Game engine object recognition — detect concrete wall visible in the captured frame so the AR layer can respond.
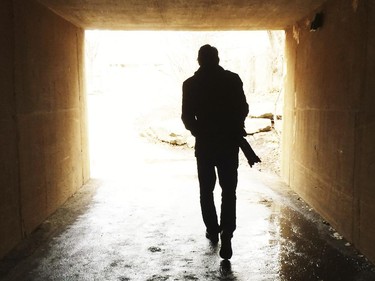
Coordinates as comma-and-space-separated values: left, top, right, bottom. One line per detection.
0, 0, 89, 258
282, 0, 375, 263
0, 0, 22, 258
355, 0, 375, 263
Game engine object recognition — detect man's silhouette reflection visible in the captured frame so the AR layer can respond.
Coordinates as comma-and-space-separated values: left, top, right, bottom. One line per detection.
181, 44, 249, 259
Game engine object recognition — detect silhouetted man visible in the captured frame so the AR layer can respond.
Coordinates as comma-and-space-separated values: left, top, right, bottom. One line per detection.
181, 44, 249, 259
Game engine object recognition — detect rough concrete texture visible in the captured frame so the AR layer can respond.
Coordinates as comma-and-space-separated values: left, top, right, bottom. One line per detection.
14, 0, 89, 234
355, 0, 375, 263
1, 139, 375, 280
0, 0, 88, 259
0, 0, 22, 258
37, 0, 327, 30
282, 0, 375, 263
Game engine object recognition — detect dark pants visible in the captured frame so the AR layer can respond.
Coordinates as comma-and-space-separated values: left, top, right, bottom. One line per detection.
196, 146, 239, 237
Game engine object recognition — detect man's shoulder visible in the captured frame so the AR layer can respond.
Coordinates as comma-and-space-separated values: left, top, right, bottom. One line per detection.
183, 74, 199, 88
223, 69, 240, 79
183, 75, 195, 83
221, 70, 242, 86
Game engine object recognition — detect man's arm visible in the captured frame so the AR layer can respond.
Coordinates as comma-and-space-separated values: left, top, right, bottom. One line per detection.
230, 74, 249, 134
235, 74, 249, 121
181, 81, 198, 136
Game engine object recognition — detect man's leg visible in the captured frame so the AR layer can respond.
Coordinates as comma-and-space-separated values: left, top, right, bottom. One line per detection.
217, 151, 239, 259
217, 153, 238, 235
196, 157, 220, 241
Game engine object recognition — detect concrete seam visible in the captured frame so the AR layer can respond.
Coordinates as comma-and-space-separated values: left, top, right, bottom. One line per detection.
76, 29, 85, 188
290, 28, 298, 187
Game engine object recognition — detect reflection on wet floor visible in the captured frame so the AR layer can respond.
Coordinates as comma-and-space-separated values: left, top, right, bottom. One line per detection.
1, 139, 375, 281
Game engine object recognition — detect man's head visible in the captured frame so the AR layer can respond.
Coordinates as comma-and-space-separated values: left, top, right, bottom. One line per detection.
197, 44, 220, 66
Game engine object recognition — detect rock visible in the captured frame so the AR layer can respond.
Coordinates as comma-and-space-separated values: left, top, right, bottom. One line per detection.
143, 119, 191, 145
253, 113, 274, 119
245, 118, 272, 135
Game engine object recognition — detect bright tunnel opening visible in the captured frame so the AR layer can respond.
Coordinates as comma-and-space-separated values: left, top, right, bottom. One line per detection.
85, 30, 285, 179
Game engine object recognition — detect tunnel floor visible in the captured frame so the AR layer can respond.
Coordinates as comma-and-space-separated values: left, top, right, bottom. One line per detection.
1, 138, 375, 281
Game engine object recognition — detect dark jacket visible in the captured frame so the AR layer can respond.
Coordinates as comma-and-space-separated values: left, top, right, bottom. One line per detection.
181, 65, 249, 156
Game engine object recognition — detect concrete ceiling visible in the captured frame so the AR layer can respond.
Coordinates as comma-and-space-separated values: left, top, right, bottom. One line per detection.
38, 0, 327, 30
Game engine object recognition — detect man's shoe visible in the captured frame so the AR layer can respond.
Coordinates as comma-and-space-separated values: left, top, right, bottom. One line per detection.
219, 234, 233, 259
205, 230, 219, 244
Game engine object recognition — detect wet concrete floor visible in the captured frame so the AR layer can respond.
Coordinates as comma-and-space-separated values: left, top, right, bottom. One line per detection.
1, 138, 375, 281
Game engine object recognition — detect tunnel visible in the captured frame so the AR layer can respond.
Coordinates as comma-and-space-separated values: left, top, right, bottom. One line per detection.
1, 0, 374, 268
